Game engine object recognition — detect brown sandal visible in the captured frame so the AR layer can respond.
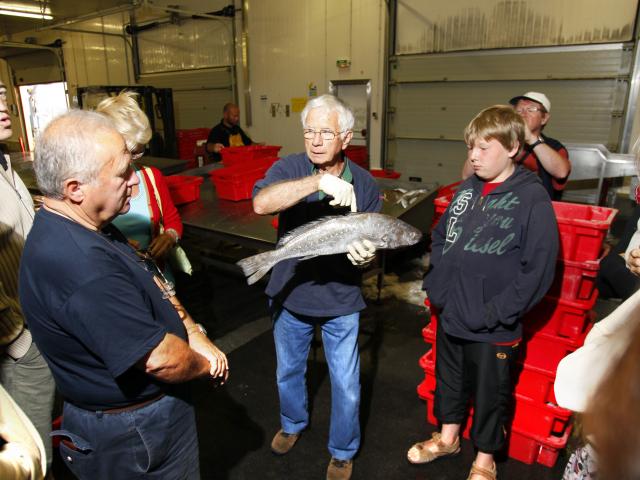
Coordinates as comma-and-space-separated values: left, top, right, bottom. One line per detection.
467, 461, 497, 480
407, 431, 460, 464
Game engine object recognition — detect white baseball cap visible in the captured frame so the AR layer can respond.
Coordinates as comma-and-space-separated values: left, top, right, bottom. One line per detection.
509, 92, 551, 113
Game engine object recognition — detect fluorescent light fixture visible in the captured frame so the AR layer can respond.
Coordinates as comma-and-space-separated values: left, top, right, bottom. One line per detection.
0, 2, 53, 20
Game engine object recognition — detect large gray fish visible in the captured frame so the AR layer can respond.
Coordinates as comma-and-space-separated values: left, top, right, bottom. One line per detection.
237, 212, 423, 285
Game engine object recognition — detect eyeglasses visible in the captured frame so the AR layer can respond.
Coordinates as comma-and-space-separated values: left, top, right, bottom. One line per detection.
515, 106, 545, 115
303, 128, 344, 141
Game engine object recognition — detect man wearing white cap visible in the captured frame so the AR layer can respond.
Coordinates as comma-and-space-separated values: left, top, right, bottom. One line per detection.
509, 92, 571, 199
462, 92, 571, 200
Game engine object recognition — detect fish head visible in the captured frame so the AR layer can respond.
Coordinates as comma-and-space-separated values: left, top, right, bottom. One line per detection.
377, 219, 423, 249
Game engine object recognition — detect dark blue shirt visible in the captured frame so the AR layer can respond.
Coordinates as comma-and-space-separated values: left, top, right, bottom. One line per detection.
425, 166, 558, 343
19, 209, 186, 410
253, 153, 382, 316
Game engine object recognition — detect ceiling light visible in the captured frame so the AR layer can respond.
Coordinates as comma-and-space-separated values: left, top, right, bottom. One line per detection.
0, 2, 53, 20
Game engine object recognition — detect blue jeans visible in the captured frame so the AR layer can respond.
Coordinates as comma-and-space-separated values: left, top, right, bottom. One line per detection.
273, 308, 361, 460
54, 394, 200, 479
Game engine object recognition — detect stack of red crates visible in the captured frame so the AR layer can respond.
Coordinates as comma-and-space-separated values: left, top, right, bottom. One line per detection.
210, 145, 282, 201
177, 128, 211, 167
344, 145, 369, 169
417, 182, 618, 467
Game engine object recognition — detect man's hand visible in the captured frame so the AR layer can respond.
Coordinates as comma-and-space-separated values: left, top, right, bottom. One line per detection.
318, 174, 357, 212
188, 331, 229, 383
627, 248, 640, 277
347, 239, 376, 267
523, 123, 537, 145
148, 232, 176, 260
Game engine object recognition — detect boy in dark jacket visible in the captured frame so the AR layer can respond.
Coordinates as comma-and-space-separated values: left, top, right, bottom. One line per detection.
407, 105, 558, 480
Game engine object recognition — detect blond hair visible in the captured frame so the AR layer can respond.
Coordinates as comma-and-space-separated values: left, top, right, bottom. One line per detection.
464, 105, 525, 154
96, 91, 152, 152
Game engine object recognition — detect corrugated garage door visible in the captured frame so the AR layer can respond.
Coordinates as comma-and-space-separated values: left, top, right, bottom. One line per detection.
386, 0, 639, 186
136, 16, 235, 130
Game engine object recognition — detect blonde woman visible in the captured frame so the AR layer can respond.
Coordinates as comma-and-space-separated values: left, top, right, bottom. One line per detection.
96, 91, 183, 278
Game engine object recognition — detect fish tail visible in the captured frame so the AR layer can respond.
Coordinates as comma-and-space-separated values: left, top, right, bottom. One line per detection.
236, 251, 277, 285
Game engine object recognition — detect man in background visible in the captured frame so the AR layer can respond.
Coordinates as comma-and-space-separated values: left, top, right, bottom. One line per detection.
462, 92, 571, 200
206, 102, 253, 162
0, 79, 55, 476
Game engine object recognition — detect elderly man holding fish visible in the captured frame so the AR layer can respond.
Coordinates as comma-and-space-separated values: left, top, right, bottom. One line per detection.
252, 94, 382, 480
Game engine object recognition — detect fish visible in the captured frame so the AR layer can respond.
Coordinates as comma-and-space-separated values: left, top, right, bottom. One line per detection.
237, 212, 423, 285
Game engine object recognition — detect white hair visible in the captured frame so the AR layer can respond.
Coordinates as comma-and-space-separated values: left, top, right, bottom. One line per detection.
34, 109, 117, 199
300, 94, 355, 139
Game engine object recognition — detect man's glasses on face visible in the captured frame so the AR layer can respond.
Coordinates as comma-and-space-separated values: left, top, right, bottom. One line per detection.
303, 128, 344, 141
515, 106, 545, 115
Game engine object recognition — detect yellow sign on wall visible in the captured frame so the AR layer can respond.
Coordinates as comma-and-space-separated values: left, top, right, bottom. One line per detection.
291, 97, 307, 113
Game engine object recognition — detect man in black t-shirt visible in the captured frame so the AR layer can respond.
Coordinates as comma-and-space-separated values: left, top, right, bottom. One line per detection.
20, 110, 228, 479
206, 102, 253, 162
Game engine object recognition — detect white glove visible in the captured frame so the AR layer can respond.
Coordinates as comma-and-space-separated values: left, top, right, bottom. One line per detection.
318, 174, 357, 212
347, 239, 376, 267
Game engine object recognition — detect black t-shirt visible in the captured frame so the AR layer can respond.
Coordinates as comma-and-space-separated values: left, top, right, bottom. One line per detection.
253, 153, 382, 317
19, 209, 187, 410
206, 120, 253, 161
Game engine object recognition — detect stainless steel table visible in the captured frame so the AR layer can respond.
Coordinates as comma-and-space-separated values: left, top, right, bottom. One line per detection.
565, 144, 637, 205
178, 176, 438, 251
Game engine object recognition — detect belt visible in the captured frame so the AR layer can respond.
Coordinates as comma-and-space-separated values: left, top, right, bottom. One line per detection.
101, 393, 165, 414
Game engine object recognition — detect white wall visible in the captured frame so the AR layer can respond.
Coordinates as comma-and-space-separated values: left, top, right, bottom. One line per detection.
239, 0, 387, 167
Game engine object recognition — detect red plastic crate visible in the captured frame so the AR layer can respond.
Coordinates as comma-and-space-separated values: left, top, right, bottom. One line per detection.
165, 175, 204, 205
417, 372, 435, 400
437, 181, 462, 199
430, 182, 461, 230
521, 326, 592, 374
220, 145, 282, 167
508, 425, 571, 467
512, 392, 572, 438
177, 128, 210, 161
369, 169, 401, 179
514, 362, 558, 404
548, 259, 600, 308
553, 201, 617, 262
524, 295, 595, 340
431, 196, 450, 230
345, 145, 369, 169
210, 158, 277, 201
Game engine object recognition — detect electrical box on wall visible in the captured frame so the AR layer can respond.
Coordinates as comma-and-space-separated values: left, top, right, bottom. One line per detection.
336, 59, 351, 69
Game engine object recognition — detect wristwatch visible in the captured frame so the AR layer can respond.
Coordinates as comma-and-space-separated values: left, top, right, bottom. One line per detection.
166, 228, 180, 245
196, 323, 207, 336
189, 323, 207, 336
529, 137, 545, 149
